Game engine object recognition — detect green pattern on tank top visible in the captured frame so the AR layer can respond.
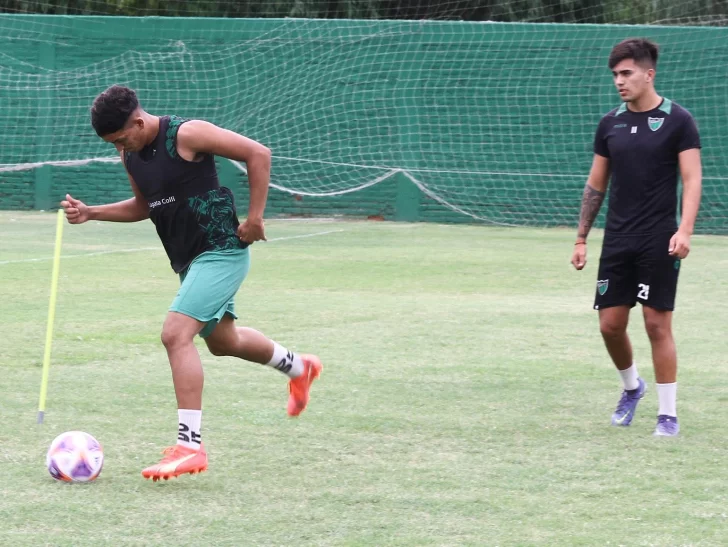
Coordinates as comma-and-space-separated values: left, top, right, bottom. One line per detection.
165, 115, 187, 158
187, 189, 242, 251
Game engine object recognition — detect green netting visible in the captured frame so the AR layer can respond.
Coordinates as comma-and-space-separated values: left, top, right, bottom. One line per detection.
1, 15, 726, 230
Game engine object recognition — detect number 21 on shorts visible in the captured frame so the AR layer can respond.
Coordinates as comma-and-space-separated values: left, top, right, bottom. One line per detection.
637, 283, 650, 301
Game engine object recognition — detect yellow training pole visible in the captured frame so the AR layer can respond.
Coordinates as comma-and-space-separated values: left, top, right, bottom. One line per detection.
37, 208, 64, 424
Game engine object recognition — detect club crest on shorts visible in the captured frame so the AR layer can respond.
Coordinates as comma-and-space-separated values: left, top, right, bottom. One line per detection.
648, 117, 664, 131
597, 279, 609, 296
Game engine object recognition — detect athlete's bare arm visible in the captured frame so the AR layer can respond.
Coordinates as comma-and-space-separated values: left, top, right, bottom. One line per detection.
571, 154, 610, 270
61, 152, 149, 224
669, 148, 702, 258
176, 120, 271, 243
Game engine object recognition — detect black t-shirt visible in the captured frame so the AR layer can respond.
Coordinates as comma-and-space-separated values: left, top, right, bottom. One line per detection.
124, 115, 247, 273
593, 98, 701, 235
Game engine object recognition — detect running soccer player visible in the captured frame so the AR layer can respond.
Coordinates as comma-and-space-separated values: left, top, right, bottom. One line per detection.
571, 38, 702, 436
61, 85, 322, 480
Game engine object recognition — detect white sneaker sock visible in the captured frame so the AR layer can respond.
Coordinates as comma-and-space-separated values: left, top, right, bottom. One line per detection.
618, 363, 640, 391
177, 409, 202, 450
656, 382, 677, 417
267, 342, 304, 378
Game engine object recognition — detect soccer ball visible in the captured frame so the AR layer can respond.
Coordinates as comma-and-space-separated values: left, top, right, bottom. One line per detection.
46, 431, 104, 482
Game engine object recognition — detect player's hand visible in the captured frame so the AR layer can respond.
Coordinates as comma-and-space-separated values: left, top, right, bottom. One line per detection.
571, 242, 587, 270
669, 230, 691, 259
60, 194, 90, 224
237, 217, 266, 244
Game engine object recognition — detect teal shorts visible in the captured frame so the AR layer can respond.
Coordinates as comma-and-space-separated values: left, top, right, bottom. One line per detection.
170, 248, 250, 338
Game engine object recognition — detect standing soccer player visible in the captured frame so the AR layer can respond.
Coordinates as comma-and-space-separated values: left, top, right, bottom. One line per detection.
61, 85, 323, 480
571, 39, 702, 436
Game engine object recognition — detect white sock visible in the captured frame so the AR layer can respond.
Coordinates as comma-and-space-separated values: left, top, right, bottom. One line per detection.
656, 383, 677, 417
177, 409, 202, 450
618, 363, 640, 391
267, 342, 304, 378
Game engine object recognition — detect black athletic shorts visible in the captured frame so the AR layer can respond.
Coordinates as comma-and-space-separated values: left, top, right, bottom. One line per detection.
594, 231, 681, 311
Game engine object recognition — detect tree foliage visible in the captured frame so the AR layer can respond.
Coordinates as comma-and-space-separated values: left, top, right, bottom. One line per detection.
1, 0, 727, 24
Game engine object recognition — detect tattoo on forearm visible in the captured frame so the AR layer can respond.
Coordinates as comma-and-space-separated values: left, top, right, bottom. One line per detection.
577, 184, 606, 240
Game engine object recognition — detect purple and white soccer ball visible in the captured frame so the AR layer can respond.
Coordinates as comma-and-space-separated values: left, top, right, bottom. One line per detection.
46, 431, 104, 482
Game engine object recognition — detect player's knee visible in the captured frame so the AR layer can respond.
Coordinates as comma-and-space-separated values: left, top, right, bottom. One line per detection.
205, 339, 230, 357
644, 318, 671, 342
161, 327, 191, 351
599, 318, 627, 339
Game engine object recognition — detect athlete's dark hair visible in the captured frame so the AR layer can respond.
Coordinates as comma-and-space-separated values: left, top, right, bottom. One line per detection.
91, 85, 139, 137
608, 38, 659, 70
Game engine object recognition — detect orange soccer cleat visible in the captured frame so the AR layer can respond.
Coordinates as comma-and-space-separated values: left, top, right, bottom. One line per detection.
287, 354, 323, 417
141, 443, 208, 482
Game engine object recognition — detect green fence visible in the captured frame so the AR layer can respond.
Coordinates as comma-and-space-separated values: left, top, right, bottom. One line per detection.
1, 16, 726, 231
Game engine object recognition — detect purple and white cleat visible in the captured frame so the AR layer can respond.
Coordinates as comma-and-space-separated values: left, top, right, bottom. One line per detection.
611, 377, 646, 426
653, 415, 680, 437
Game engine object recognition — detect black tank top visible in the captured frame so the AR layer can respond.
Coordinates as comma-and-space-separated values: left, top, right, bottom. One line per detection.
124, 115, 247, 273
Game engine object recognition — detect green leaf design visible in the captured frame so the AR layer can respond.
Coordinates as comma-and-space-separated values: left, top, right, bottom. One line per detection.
187, 189, 241, 250
165, 115, 187, 158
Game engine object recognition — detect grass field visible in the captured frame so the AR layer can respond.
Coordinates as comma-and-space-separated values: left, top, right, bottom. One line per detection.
2, 210, 728, 546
